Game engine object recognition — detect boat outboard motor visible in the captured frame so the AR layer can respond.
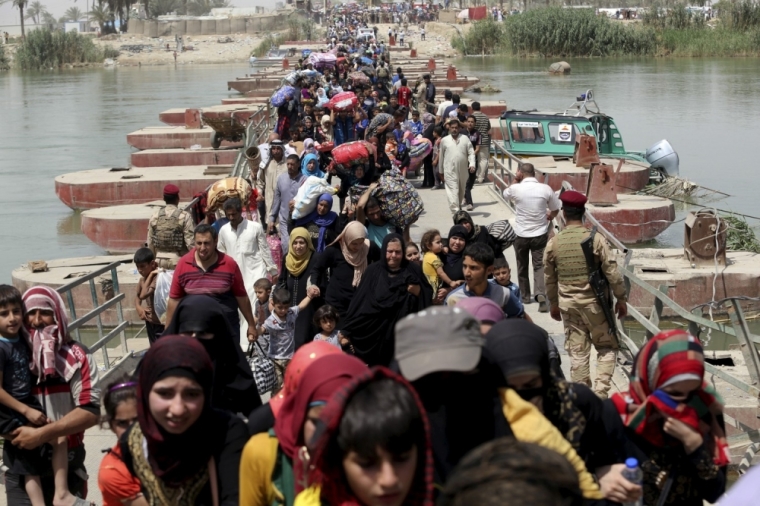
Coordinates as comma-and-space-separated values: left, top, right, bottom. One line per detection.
645, 140, 679, 177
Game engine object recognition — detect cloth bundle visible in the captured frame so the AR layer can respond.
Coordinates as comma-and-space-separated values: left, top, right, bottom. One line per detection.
327, 91, 359, 112
331, 140, 376, 167
205, 177, 253, 213
291, 176, 337, 220
348, 71, 370, 86
373, 168, 424, 228
408, 136, 433, 173
271, 85, 295, 108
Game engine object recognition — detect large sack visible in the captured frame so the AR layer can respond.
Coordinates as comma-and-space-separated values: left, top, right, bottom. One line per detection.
206, 177, 253, 212
328, 91, 359, 112
154, 270, 174, 324
348, 71, 370, 86
271, 85, 295, 108
487, 220, 518, 251
267, 234, 282, 279
373, 168, 424, 228
291, 176, 337, 220
332, 141, 375, 167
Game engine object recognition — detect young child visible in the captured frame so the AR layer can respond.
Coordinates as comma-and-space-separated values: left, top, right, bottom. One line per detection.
252, 278, 272, 354
134, 248, 164, 345
263, 286, 318, 391
490, 258, 529, 321
491, 258, 521, 300
312, 305, 342, 349
405, 242, 421, 263
0, 285, 76, 506
406, 109, 423, 136
421, 229, 462, 300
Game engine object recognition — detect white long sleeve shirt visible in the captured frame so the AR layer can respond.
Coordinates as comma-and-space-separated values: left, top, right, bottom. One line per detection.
217, 219, 278, 300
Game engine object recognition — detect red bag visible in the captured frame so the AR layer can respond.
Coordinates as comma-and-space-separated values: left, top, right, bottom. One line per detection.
327, 91, 359, 112
315, 141, 334, 153
332, 141, 375, 167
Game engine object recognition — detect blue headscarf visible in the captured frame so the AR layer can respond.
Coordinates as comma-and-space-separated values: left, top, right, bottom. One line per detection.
301, 153, 325, 179
295, 193, 338, 252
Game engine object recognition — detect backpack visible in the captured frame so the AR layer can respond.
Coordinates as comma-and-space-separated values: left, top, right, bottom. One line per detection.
151, 208, 185, 253
377, 66, 389, 78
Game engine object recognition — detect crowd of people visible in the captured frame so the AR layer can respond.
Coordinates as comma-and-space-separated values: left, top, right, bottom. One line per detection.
0, 10, 749, 506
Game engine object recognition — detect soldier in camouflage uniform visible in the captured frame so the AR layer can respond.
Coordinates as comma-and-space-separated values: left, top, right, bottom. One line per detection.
544, 191, 628, 399
146, 184, 195, 269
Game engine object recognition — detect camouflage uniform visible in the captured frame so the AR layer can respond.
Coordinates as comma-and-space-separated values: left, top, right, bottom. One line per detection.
544, 225, 627, 399
146, 204, 195, 269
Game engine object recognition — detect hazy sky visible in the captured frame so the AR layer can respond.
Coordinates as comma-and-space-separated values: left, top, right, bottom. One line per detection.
0, 0, 275, 27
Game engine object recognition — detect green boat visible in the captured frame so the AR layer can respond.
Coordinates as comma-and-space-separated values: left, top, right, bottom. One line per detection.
498, 90, 679, 178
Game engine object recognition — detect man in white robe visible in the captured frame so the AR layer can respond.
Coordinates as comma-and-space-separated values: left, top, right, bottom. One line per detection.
437, 119, 475, 214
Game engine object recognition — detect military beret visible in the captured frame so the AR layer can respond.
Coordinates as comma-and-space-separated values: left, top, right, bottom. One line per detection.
560, 190, 587, 208
163, 184, 180, 197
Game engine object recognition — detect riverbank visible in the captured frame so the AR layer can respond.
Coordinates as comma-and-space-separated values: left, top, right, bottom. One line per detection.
453, 7, 760, 58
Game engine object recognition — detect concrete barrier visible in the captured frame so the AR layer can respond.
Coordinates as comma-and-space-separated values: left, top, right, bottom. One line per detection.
200, 19, 216, 35
172, 20, 187, 35
217, 18, 231, 34
186, 19, 201, 35
231, 18, 246, 33
144, 20, 158, 38
129, 19, 143, 35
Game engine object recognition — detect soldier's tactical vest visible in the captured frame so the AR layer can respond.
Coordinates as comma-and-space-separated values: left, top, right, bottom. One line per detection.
151, 208, 185, 253
556, 227, 591, 284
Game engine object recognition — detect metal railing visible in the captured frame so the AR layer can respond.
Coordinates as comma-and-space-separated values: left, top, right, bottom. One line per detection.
57, 260, 129, 373
490, 140, 760, 447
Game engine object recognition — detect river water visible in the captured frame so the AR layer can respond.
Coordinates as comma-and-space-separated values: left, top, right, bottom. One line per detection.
1, 57, 759, 284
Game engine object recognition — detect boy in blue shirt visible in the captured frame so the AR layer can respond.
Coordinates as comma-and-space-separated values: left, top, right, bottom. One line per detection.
406, 109, 424, 136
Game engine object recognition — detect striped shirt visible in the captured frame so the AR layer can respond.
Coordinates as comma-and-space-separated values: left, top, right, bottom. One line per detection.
471, 111, 491, 146
170, 250, 247, 315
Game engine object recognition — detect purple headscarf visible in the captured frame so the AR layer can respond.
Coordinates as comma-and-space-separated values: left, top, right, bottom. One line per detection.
294, 193, 338, 252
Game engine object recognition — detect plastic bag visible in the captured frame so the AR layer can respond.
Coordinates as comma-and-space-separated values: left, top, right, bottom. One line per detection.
267, 234, 282, 278
328, 91, 359, 112
154, 270, 174, 324
292, 176, 337, 220
271, 85, 295, 108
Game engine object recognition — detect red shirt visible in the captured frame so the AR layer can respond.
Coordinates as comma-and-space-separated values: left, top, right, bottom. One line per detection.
98, 444, 143, 506
397, 86, 412, 107
170, 250, 247, 315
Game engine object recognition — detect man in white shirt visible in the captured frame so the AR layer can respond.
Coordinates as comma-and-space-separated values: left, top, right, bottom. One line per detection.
438, 119, 475, 214
217, 197, 278, 349
502, 163, 560, 311
436, 90, 454, 124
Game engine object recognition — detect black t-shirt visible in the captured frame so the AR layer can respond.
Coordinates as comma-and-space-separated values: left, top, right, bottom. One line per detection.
0, 337, 32, 399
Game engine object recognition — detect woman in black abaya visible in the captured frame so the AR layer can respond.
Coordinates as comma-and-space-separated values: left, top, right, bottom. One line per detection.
339, 234, 432, 367
163, 295, 261, 414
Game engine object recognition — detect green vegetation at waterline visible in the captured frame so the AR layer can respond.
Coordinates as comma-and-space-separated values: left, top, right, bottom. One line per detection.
454, 4, 760, 57
253, 33, 287, 58
14, 29, 115, 70
0, 44, 9, 70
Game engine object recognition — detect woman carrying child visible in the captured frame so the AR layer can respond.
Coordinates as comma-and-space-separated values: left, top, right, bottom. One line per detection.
420, 229, 463, 304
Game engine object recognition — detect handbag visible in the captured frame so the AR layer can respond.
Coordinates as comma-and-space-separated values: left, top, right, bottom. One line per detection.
248, 341, 276, 394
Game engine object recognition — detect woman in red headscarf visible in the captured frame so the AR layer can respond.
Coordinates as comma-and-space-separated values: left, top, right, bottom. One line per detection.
111, 335, 248, 506
239, 353, 367, 506
606, 330, 728, 506
296, 366, 433, 506
247, 340, 344, 435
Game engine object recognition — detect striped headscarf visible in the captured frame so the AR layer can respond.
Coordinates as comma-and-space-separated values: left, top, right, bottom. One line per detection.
610, 329, 730, 466
22, 286, 79, 383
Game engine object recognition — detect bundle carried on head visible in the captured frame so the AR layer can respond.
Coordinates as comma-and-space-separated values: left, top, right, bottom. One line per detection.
331, 140, 376, 168
328, 91, 359, 112
271, 85, 296, 108
205, 177, 254, 213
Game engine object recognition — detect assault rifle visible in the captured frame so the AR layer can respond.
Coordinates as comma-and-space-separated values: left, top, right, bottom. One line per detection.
580, 227, 618, 337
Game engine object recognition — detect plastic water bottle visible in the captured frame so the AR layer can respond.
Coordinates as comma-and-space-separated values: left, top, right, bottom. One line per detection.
621, 458, 643, 506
